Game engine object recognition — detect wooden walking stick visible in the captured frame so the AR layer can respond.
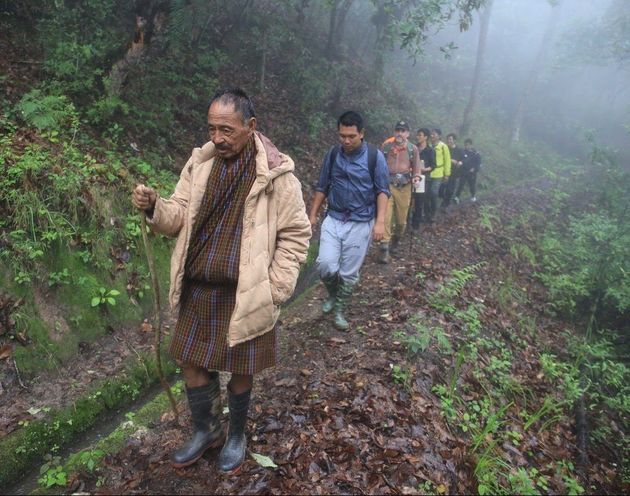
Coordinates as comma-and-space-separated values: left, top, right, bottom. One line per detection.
139, 211, 179, 420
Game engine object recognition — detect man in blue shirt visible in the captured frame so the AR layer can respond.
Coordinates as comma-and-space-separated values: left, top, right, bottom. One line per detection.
308, 111, 390, 330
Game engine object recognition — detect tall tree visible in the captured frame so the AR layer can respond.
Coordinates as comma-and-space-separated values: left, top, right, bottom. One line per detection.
459, 0, 493, 137
510, 0, 562, 143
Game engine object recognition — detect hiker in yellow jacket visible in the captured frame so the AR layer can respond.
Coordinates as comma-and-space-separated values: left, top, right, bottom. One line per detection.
428, 128, 451, 221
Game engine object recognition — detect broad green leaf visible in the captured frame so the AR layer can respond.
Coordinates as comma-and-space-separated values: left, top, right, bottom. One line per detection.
250, 452, 277, 468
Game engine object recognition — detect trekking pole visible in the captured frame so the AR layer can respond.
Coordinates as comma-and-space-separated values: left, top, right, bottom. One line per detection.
140, 212, 179, 420
407, 192, 414, 255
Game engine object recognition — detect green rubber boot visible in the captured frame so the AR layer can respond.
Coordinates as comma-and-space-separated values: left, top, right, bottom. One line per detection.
333, 280, 354, 331
321, 275, 338, 314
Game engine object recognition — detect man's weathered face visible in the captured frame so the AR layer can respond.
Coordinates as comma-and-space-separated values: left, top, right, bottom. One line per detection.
394, 128, 409, 144
207, 101, 256, 159
430, 131, 439, 144
338, 124, 364, 154
417, 131, 428, 145
447, 135, 455, 147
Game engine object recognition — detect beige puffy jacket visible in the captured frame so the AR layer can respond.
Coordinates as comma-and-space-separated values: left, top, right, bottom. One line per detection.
147, 132, 311, 347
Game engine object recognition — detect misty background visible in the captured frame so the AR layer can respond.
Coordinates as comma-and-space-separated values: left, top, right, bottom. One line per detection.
341, 0, 630, 162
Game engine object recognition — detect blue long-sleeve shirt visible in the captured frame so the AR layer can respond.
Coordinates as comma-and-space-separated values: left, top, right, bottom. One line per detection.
315, 141, 390, 222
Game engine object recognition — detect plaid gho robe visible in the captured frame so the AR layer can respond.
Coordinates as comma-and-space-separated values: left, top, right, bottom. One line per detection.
170, 137, 277, 374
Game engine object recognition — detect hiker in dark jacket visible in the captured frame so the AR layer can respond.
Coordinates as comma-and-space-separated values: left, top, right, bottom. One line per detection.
455, 138, 481, 203
411, 128, 436, 228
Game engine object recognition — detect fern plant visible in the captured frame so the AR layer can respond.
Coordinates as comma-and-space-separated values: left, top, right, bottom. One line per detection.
17, 89, 78, 133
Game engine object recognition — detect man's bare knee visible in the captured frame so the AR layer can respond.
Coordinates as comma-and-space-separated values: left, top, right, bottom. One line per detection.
182, 364, 211, 387
228, 374, 253, 394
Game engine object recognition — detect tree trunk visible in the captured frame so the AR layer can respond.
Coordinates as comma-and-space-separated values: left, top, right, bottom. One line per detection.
335, 0, 354, 48
259, 29, 268, 92
460, 0, 493, 137
325, 2, 339, 60
326, 0, 355, 60
372, 0, 389, 80
510, 1, 561, 143
106, 15, 148, 99
295, 0, 310, 27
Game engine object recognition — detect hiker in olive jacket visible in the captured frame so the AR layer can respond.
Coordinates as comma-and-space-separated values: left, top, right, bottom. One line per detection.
132, 88, 310, 474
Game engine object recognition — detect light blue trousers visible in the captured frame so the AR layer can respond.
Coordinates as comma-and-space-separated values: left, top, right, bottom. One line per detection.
316, 216, 374, 285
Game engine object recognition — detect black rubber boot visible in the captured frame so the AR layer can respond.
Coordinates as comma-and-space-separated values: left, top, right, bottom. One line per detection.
217, 388, 251, 473
321, 275, 338, 314
170, 373, 225, 468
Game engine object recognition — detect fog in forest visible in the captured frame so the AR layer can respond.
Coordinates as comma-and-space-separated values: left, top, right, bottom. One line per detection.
340, 0, 630, 163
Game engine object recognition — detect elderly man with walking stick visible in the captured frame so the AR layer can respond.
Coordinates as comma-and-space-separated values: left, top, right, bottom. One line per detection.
132, 87, 310, 473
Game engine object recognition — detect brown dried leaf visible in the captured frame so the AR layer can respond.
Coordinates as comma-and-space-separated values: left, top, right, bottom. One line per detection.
0, 344, 12, 360
139, 319, 153, 333
274, 377, 297, 387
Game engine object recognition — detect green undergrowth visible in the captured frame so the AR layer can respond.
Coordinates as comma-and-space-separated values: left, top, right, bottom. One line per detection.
533, 139, 630, 486
0, 108, 176, 377
0, 350, 178, 490
390, 262, 594, 494
5, 238, 172, 376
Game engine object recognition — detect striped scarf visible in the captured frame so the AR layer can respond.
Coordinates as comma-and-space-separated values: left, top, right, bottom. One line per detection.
184, 135, 257, 284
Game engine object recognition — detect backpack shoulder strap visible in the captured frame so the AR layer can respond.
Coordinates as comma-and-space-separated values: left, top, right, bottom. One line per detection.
367, 143, 378, 181
326, 144, 341, 188
407, 142, 414, 164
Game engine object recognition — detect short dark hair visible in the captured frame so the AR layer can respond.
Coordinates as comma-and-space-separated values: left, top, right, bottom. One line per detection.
432, 128, 442, 136
337, 111, 364, 132
464, 138, 473, 145
447, 133, 457, 140
208, 87, 256, 123
417, 127, 430, 137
